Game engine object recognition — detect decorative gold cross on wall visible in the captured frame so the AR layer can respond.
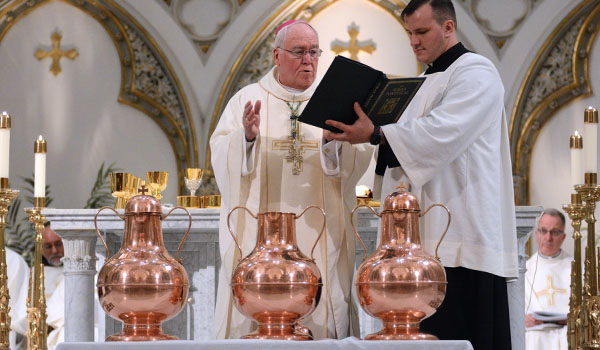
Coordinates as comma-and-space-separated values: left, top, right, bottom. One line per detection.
536, 275, 567, 306
34, 31, 78, 76
273, 135, 319, 175
331, 22, 376, 61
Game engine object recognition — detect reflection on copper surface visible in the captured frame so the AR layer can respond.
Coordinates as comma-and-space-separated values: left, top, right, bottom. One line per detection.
352, 188, 451, 340
227, 206, 325, 340
95, 194, 192, 341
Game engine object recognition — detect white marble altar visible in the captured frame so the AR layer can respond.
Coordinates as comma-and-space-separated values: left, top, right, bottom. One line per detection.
44, 206, 540, 350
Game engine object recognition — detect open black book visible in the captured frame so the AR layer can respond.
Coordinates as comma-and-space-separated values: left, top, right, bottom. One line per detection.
299, 55, 425, 133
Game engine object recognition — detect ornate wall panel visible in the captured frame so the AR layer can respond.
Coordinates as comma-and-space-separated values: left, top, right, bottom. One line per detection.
168, 0, 246, 60
205, 0, 410, 171
456, 0, 544, 56
0, 0, 198, 194
510, 0, 600, 205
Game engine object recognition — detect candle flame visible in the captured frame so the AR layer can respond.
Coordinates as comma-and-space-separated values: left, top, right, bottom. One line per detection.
38, 135, 43, 141
574, 130, 580, 136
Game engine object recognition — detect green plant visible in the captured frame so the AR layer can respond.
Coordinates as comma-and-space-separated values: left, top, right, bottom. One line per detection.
84, 162, 120, 209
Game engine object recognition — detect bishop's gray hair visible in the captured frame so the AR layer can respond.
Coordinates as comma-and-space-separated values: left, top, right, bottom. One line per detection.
273, 21, 319, 49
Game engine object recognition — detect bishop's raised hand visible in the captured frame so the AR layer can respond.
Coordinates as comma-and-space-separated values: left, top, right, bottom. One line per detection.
243, 100, 261, 142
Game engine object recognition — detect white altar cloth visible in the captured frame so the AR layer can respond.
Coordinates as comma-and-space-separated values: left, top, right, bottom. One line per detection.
57, 338, 473, 350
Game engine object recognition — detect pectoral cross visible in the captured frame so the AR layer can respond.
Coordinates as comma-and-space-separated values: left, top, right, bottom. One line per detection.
331, 22, 376, 61
273, 134, 319, 175
34, 31, 79, 76
536, 275, 567, 306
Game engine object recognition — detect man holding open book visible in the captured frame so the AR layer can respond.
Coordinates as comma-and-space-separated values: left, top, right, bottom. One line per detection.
324, 0, 517, 349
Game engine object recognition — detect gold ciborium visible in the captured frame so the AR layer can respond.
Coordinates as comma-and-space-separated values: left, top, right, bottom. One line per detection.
227, 206, 325, 340
146, 171, 168, 200
110, 172, 132, 209
95, 190, 192, 341
203, 195, 221, 208
352, 187, 450, 340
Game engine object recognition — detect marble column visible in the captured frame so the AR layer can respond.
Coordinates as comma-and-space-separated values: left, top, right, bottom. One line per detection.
43, 209, 108, 342
509, 206, 543, 350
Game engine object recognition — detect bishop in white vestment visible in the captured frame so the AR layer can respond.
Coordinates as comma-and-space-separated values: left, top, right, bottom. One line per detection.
210, 21, 371, 339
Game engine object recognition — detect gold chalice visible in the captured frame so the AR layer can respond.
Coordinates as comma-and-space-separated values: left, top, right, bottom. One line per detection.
146, 171, 168, 200
127, 176, 141, 200
110, 172, 132, 209
184, 168, 203, 196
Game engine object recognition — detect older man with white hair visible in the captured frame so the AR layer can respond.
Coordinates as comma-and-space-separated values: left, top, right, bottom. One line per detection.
210, 20, 372, 339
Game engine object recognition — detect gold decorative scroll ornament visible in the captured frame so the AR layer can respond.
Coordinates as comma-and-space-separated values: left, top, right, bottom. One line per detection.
34, 31, 78, 76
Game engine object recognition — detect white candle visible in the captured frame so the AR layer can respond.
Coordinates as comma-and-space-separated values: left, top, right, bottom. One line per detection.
34, 135, 46, 198
584, 106, 598, 175
571, 130, 583, 189
0, 112, 10, 179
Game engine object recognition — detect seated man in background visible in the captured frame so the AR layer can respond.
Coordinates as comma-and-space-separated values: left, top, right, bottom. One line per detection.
41, 224, 65, 350
525, 208, 570, 350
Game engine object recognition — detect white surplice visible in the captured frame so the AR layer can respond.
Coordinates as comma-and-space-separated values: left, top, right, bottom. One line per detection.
6, 248, 28, 349
210, 66, 372, 339
380, 52, 518, 279
525, 251, 571, 350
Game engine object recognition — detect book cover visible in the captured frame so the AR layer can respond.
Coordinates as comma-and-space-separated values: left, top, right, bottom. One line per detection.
299, 55, 425, 133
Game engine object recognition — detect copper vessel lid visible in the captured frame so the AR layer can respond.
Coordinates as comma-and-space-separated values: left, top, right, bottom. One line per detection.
125, 194, 162, 214
382, 184, 420, 212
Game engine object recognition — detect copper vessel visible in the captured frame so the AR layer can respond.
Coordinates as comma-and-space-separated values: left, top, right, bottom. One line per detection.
227, 206, 325, 340
95, 193, 192, 341
352, 188, 451, 340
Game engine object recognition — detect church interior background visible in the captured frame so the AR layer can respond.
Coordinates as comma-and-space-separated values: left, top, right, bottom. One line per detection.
0, 0, 598, 344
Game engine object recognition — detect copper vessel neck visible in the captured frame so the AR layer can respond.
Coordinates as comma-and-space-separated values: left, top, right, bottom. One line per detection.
380, 210, 421, 249
256, 212, 297, 251
123, 214, 165, 251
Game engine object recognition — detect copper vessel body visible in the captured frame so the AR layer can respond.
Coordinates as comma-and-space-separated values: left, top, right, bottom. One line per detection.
95, 194, 192, 341
353, 189, 451, 340
227, 206, 325, 340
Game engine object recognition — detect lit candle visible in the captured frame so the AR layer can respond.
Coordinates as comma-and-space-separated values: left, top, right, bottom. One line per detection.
0, 112, 11, 179
34, 135, 46, 199
584, 106, 598, 176
571, 130, 583, 189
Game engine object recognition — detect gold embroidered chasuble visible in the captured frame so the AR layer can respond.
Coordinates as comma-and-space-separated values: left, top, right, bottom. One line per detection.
210, 67, 372, 339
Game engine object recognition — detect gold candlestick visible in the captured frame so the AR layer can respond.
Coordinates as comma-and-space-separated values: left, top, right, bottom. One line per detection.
25, 203, 48, 350
576, 177, 600, 296
0, 179, 18, 350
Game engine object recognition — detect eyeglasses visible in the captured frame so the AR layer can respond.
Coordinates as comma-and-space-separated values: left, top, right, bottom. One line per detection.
537, 228, 564, 237
279, 47, 323, 59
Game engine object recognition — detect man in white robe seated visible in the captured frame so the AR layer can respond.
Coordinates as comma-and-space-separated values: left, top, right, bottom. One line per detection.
324, 0, 518, 348
210, 20, 372, 339
7, 247, 29, 349
525, 209, 570, 349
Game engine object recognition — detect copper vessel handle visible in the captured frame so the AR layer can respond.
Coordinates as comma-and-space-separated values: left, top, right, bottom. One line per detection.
227, 206, 257, 258
420, 203, 451, 261
162, 206, 192, 264
295, 205, 326, 261
94, 206, 125, 257
351, 205, 381, 262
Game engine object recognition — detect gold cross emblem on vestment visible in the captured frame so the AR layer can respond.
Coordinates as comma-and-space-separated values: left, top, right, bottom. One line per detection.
536, 275, 567, 306
273, 135, 319, 175
34, 31, 79, 76
331, 22, 376, 61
